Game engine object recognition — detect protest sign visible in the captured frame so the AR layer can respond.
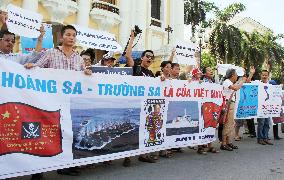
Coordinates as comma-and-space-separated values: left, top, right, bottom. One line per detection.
73, 24, 122, 52
273, 90, 284, 124
21, 24, 54, 54
217, 64, 244, 76
7, 4, 43, 38
235, 83, 282, 119
0, 59, 223, 179
174, 40, 197, 65
91, 66, 133, 75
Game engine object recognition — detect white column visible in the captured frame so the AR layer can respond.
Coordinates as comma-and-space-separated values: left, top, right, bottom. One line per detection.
77, 0, 91, 27
133, 0, 147, 50
22, 0, 38, 12
118, 0, 132, 49
170, 0, 184, 42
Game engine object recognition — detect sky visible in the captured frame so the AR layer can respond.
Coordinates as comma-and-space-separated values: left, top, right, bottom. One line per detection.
185, 0, 284, 45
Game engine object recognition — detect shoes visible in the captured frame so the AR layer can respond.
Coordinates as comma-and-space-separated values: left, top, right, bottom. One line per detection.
171, 148, 184, 153
197, 148, 207, 155
227, 143, 238, 149
220, 145, 233, 151
274, 136, 283, 140
207, 147, 219, 153
249, 134, 256, 138
57, 168, 81, 176
264, 139, 273, 145
257, 139, 266, 145
31, 173, 43, 180
138, 156, 156, 163
123, 157, 131, 167
234, 137, 242, 141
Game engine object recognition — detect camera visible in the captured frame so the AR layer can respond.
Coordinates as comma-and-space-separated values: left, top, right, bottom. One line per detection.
134, 25, 142, 37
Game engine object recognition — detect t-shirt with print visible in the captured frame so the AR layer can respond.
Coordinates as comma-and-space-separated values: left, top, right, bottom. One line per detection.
223, 79, 235, 100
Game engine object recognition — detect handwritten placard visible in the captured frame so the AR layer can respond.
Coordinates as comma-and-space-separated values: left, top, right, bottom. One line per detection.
7, 4, 43, 38
73, 24, 122, 52
174, 40, 197, 65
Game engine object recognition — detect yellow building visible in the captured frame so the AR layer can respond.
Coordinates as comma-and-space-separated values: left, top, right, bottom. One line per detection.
0, 0, 184, 72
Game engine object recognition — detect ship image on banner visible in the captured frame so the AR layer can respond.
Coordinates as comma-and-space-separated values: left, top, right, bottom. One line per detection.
0, 102, 62, 157
166, 101, 199, 136
71, 98, 140, 159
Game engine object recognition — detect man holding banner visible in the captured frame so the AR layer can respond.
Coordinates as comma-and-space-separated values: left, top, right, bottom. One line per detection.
257, 70, 274, 145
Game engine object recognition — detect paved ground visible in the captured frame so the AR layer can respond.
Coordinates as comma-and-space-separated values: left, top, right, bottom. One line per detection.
10, 130, 284, 180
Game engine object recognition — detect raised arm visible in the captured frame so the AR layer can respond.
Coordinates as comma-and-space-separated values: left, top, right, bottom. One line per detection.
125, 30, 135, 67
246, 66, 255, 83
35, 25, 45, 52
0, 10, 7, 31
168, 48, 176, 62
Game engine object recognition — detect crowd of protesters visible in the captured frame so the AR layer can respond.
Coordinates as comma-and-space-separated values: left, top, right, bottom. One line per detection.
1, 10, 284, 180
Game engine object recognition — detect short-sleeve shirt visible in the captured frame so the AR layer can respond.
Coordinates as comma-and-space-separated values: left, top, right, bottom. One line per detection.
223, 79, 235, 100
35, 47, 84, 71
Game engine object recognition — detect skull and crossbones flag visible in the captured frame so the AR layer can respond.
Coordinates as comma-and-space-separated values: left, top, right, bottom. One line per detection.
0, 102, 62, 157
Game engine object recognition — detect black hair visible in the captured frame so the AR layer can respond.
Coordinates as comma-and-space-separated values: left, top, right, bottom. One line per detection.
141, 50, 154, 58
261, 69, 270, 74
160, 61, 172, 69
80, 48, 95, 63
171, 63, 179, 69
0, 30, 15, 40
61, 25, 77, 36
155, 70, 162, 77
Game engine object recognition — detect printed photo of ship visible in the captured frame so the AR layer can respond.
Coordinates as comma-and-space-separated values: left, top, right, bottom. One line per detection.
71, 98, 140, 159
166, 101, 199, 136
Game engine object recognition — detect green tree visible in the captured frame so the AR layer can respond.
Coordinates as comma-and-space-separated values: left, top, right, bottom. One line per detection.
201, 51, 217, 68
208, 3, 246, 64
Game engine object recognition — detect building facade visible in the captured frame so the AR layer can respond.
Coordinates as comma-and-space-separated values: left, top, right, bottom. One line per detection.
0, 0, 185, 71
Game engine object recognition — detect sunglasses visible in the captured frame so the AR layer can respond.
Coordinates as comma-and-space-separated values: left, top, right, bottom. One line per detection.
145, 54, 155, 60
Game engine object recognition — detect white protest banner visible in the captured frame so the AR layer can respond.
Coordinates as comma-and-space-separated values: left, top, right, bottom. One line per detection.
73, 24, 122, 52
0, 59, 223, 179
217, 64, 244, 76
7, 4, 43, 38
174, 40, 197, 65
235, 83, 282, 119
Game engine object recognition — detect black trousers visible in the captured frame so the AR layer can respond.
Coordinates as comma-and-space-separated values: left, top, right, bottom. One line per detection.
246, 118, 256, 136
218, 124, 223, 141
273, 124, 279, 138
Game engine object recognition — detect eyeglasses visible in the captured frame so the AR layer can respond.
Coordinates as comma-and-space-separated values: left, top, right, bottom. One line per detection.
145, 54, 154, 60
0, 38, 15, 44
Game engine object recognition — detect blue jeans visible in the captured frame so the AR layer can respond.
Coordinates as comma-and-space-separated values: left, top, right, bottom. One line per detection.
257, 118, 270, 140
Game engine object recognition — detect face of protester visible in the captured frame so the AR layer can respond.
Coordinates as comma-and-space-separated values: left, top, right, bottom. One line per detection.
261, 71, 269, 83
82, 54, 92, 67
103, 59, 114, 67
162, 63, 172, 76
0, 34, 15, 54
61, 29, 76, 47
141, 52, 154, 68
205, 67, 214, 79
171, 66, 180, 77
231, 71, 238, 83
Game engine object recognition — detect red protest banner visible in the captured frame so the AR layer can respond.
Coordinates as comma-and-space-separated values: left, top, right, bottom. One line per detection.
0, 102, 62, 156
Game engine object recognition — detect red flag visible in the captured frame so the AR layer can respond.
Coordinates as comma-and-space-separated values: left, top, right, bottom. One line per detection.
202, 102, 221, 128
0, 102, 62, 156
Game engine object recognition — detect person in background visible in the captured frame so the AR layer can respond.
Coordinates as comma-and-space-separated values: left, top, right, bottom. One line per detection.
80, 48, 95, 69
221, 68, 246, 151
270, 80, 283, 140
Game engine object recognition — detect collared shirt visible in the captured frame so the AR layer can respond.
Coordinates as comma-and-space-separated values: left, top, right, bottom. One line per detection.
35, 47, 84, 71
0, 51, 42, 65
223, 79, 235, 100
203, 77, 214, 83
